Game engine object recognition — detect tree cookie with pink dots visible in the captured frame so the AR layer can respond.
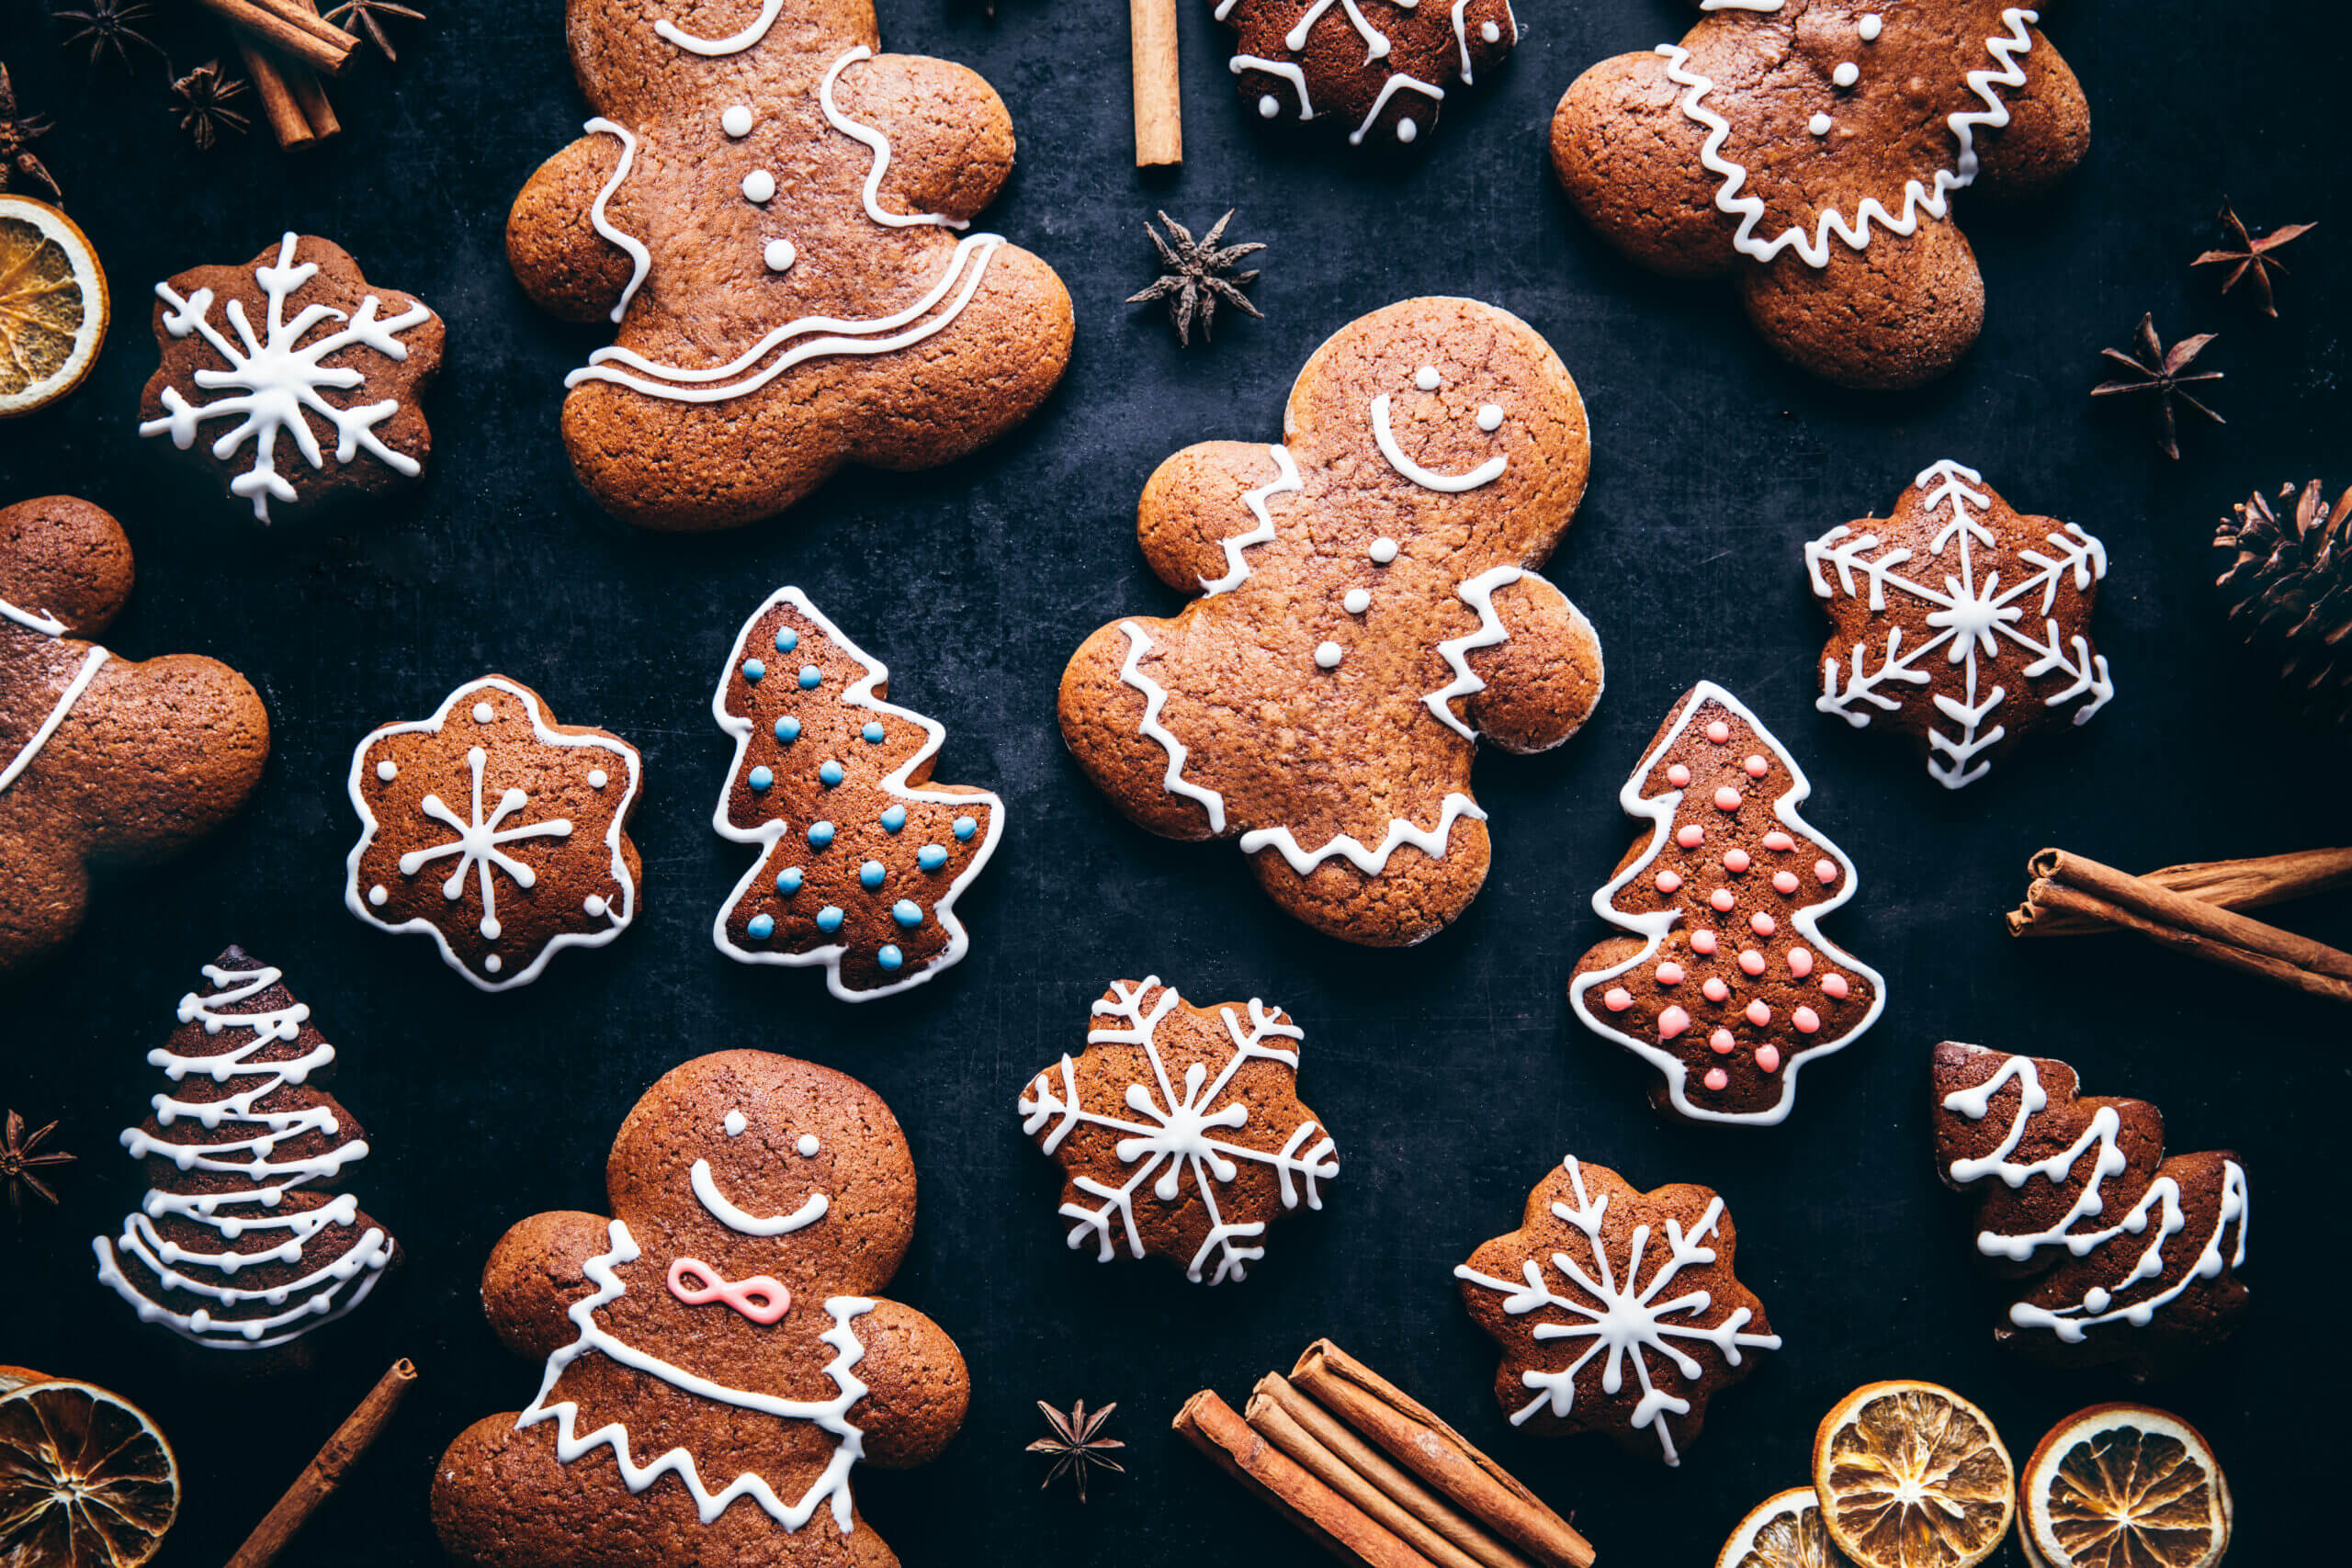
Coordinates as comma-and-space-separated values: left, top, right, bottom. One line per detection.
1568, 682, 1883, 1126
346, 675, 643, 991
1058, 297, 1604, 947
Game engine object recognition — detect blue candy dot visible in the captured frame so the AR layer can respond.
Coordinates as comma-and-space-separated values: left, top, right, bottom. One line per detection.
877, 945, 904, 971
862, 722, 885, 743
746, 913, 775, 940
775, 867, 803, 896
892, 899, 922, 929
747, 766, 774, 793
917, 844, 947, 872
741, 658, 766, 682
775, 716, 801, 743
774, 628, 799, 654
860, 861, 886, 889
953, 815, 978, 841
797, 664, 822, 690
808, 820, 835, 849
816, 906, 844, 932
820, 761, 845, 787
879, 805, 906, 833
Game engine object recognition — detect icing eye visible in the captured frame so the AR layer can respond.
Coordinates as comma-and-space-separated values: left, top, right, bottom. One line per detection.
724, 1110, 748, 1136
797, 1134, 820, 1156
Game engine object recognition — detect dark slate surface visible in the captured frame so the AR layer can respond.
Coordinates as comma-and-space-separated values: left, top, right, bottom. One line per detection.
2, 0, 2345, 1562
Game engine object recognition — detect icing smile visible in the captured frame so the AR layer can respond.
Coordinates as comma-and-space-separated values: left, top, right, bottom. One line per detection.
1369, 367, 1506, 493
689, 1158, 829, 1235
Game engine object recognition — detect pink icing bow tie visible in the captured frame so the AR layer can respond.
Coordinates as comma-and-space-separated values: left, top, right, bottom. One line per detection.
666, 1258, 790, 1324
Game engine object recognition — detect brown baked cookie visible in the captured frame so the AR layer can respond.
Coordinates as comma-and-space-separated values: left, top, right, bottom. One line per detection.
0, 495, 269, 977
710, 588, 1002, 1000
505, 0, 1074, 530
1216, 0, 1519, 149
1552, 1, 2089, 388
1807, 460, 2111, 788
1931, 1042, 2250, 1378
432, 1051, 967, 1568
345, 675, 642, 992
1018, 977, 1339, 1286
1058, 297, 1604, 947
137, 232, 443, 523
1569, 682, 1883, 1127
1454, 1155, 1780, 1465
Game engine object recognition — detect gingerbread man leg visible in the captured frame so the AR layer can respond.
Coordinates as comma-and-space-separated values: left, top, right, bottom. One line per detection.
1736, 217, 1986, 389
1248, 812, 1496, 948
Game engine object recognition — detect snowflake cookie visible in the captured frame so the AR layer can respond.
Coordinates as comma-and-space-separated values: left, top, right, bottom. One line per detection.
1018, 978, 1338, 1286
138, 232, 443, 523
1569, 682, 1883, 1127
1455, 1155, 1780, 1466
346, 675, 642, 991
1552, 2, 2089, 388
711, 588, 1002, 1000
1215, 0, 1520, 149
1059, 297, 1604, 947
1808, 460, 2112, 788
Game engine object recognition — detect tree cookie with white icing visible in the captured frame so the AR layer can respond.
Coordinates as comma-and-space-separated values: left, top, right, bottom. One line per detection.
1552, 1, 2089, 388
1215, 0, 1521, 150
0, 495, 269, 977
505, 0, 1074, 530
432, 1051, 967, 1568
1058, 297, 1605, 947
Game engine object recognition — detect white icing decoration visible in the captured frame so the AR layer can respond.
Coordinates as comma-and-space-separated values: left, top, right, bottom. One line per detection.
137, 232, 432, 522
1566, 682, 1885, 1126
0, 595, 66, 637
1259, 94, 1280, 118
0, 645, 107, 796
711, 588, 1005, 999
582, 119, 652, 324
1453, 1156, 1781, 1465
1371, 391, 1506, 491
396, 744, 572, 942
368, 885, 387, 906
589, 768, 608, 789
1806, 459, 2112, 789
1396, 118, 1419, 143
1657, 7, 2038, 266
1350, 74, 1444, 146
1476, 403, 1503, 431
690, 1157, 829, 1235
819, 47, 969, 231
1230, 56, 1315, 120
1285, 0, 1392, 62
1314, 640, 1343, 669
797, 1134, 820, 1156
91, 961, 392, 1350
1451, 0, 1478, 82
516, 1221, 872, 1529
376, 760, 398, 781
742, 170, 776, 204
653, 0, 786, 56
1415, 366, 1442, 390
1114, 620, 1227, 835
1481, 20, 1499, 42
583, 895, 607, 918
1343, 589, 1371, 615
1810, 112, 1833, 136
1833, 61, 1860, 87
345, 676, 640, 992
1369, 536, 1398, 564
721, 105, 754, 138
1201, 444, 1302, 594
1019, 978, 1335, 1285
471, 701, 494, 724
763, 239, 797, 273
724, 1110, 748, 1136
1421, 564, 1521, 741
1241, 792, 1485, 876
1860, 13, 1883, 39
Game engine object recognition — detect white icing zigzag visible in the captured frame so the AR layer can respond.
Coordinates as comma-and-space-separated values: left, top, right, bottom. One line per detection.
1241, 792, 1487, 875
1201, 445, 1303, 594
1421, 564, 1522, 741
1114, 620, 1228, 835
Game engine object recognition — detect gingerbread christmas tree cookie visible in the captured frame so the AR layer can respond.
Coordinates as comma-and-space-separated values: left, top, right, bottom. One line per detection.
1569, 682, 1883, 1126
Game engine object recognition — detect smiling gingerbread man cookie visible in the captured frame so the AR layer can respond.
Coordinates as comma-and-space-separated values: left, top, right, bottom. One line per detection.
433, 1051, 967, 1568
1059, 297, 1604, 946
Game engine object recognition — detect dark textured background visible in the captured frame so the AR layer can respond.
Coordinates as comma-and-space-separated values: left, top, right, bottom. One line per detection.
2, 0, 2346, 1562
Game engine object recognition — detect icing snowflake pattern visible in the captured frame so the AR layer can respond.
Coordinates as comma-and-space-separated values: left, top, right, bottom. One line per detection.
1019, 978, 1338, 1286
1808, 460, 2111, 788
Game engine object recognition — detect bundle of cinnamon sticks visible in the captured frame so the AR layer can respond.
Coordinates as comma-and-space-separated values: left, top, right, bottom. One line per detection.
1175, 1340, 1594, 1568
2011, 846, 2352, 1005
194, 0, 356, 149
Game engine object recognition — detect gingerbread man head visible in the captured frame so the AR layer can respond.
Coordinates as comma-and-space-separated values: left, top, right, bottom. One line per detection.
434, 1052, 967, 1567
1552, 1, 2089, 388
1059, 298, 1604, 946
505, 0, 1074, 531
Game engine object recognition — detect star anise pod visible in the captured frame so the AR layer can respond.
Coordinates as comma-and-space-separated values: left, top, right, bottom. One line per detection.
1127, 209, 1265, 347
0, 1111, 74, 1221
169, 61, 252, 152
323, 0, 427, 63
2193, 203, 2315, 319
0, 64, 62, 201
1027, 1399, 1125, 1501
2091, 314, 2223, 460
53, 0, 162, 73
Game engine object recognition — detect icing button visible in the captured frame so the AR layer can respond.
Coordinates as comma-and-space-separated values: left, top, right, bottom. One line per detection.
816, 905, 843, 932
953, 815, 978, 841
1833, 62, 1860, 87
1368, 536, 1398, 564
880, 805, 907, 832
1258, 94, 1281, 118
471, 701, 495, 724
775, 867, 803, 895
741, 659, 764, 682
746, 913, 775, 940
863, 722, 886, 743
820, 760, 845, 787
741, 170, 776, 204
765, 239, 797, 273
1809, 113, 1833, 136
859, 861, 886, 889
877, 944, 904, 970
747, 766, 774, 793
775, 716, 801, 743
807, 821, 834, 849
797, 664, 821, 689
721, 105, 754, 137
891, 899, 922, 928
774, 628, 799, 653
1703, 1066, 1729, 1091
1343, 588, 1371, 615
1315, 641, 1343, 669
1602, 986, 1634, 1012
917, 844, 947, 871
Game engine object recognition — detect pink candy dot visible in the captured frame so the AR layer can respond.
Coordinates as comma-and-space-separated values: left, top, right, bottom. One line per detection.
1659, 1006, 1691, 1041
1667, 763, 1691, 787
1656, 870, 1684, 894
1793, 1006, 1821, 1034
1710, 888, 1736, 912
1762, 830, 1795, 852
1746, 999, 1772, 1026
1744, 754, 1768, 778
1677, 824, 1705, 849
1815, 858, 1838, 885
1713, 786, 1743, 812
1703, 1067, 1730, 1091
1723, 848, 1752, 874
1709, 1029, 1736, 1054
1705, 720, 1731, 743
1788, 946, 1815, 978
1773, 870, 1802, 896
1656, 961, 1685, 987
1603, 987, 1633, 1012
1690, 930, 1718, 954
1821, 973, 1850, 999
1738, 949, 1766, 976
1750, 911, 1776, 936
1702, 977, 1730, 1002
1755, 1044, 1782, 1073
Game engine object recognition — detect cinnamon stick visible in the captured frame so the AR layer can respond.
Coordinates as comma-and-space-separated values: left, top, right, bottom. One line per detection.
2014, 847, 2352, 936
194, 0, 356, 76
281, 0, 342, 141
1176, 1390, 1439, 1568
1249, 1375, 1530, 1568
1128, 0, 1182, 166
236, 37, 321, 151
226, 1359, 416, 1568
1292, 1342, 1595, 1568
2016, 879, 2352, 1005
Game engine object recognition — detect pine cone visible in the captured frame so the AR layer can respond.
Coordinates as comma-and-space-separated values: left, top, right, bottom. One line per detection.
2214, 479, 2352, 731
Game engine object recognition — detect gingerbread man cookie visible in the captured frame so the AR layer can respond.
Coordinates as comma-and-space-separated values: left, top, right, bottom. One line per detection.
1, 496, 269, 976
138, 233, 443, 523
432, 1051, 967, 1568
1552, 2, 2089, 388
505, 0, 1074, 530
1058, 298, 1604, 946
1216, 0, 1520, 149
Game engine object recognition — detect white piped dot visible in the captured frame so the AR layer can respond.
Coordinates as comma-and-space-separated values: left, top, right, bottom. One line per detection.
1315, 641, 1344, 669
1259, 93, 1281, 118
484, 954, 503, 973
1369, 536, 1398, 563
471, 702, 493, 724
376, 760, 397, 781
1858, 14, 1883, 40
1810, 112, 1833, 135
797, 1134, 820, 1156
1480, 19, 1499, 40
724, 1110, 748, 1135
721, 105, 754, 138
1476, 403, 1503, 431
1833, 61, 1860, 87
1415, 366, 1441, 390
584, 895, 607, 918
741, 169, 776, 204
368, 885, 387, 907
1396, 117, 1418, 144
1343, 589, 1371, 615
764, 239, 797, 272
589, 768, 608, 789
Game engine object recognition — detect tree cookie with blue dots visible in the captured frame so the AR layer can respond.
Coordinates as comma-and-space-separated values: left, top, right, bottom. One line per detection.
345, 675, 643, 992
1058, 298, 1603, 947
1551, 2, 2089, 388
712, 588, 1002, 999
503, 0, 1072, 530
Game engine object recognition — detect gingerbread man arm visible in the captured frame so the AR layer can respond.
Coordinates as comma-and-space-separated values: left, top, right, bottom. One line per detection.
1463, 572, 1606, 755
506, 133, 639, 324
847, 1298, 969, 1469
1137, 442, 1299, 593
836, 54, 1016, 226
1551, 51, 1736, 279
1970, 37, 2091, 195
479, 1211, 615, 1361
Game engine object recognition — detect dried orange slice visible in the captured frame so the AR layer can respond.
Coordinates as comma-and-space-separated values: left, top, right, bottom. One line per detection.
0, 196, 107, 419
1814, 1381, 2015, 1568
0, 1370, 179, 1567
2020, 1404, 2231, 1568
1718, 1487, 1851, 1568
